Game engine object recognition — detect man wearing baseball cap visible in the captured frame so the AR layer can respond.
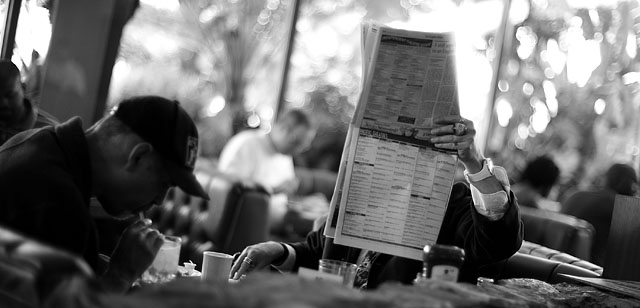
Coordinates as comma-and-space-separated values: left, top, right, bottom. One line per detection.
0, 95, 208, 292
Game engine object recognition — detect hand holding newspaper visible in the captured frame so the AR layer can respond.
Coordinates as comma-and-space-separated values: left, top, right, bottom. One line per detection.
324, 22, 461, 261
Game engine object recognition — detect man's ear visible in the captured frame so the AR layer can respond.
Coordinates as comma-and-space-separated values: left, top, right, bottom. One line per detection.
125, 143, 153, 171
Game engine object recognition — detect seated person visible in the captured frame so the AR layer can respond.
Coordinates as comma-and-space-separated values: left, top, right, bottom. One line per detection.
229, 116, 523, 289
511, 155, 561, 211
218, 109, 318, 232
0, 60, 58, 145
0, 95, 209, 292
562, 163, 638, 265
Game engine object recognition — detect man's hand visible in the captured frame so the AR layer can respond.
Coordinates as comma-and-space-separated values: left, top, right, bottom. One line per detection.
229, 241, 286, 280
430, 116, 483, 172
102, 219, 164, 292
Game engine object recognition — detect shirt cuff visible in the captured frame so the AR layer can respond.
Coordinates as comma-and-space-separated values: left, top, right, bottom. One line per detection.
467, 165, 511, 221
273, 243, 296, 272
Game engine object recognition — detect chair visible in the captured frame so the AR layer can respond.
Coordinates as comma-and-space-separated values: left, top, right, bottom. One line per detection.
145, 170, 271, 267
519, 206, 595, 261
479, 241, 603, 284
200, 171, 271, 255
0, 225, 93, 308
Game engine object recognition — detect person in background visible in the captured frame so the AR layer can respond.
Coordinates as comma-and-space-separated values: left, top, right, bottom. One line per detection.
511, 155, 561, 212
229, 116, 523, 289
218, 109, 317, 232
562, 163, 638, 265
0, 59, 58, 145
0, 95, 209, 292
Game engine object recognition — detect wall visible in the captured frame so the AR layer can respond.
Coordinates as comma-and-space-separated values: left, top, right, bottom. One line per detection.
39, 0, 137, 127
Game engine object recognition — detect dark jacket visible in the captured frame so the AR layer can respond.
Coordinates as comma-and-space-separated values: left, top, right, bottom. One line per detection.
290, 182, 523, 288
0, 118, 98, 270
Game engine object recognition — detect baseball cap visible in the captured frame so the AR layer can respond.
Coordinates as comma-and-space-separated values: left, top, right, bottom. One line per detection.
113, 96, 209, 200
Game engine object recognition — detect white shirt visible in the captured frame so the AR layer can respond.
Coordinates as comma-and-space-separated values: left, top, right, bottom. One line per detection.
218, 130, 296, 190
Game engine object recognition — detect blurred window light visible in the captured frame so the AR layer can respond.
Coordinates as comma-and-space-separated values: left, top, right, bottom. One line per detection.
622, 72, 640, 85
205, 95, 226, 117
545, 39, 566, 75
140, 0, 179, 11
531, 98, 550, 133
259, 105, 275, 121
567, 39, 601, 87
544, 67, 555, 79
626, 32, 637, 59
594, 32, 603, 43
507, 59, 520, 75
570, 15, 583, 28
498, 79, 509, 92
542, 80, 556, 98
546, 97, 558, 117
517, 123, 529, 139
516, 26, 537, 59
14, 1, 52, 65
509, 0, 530, 24
594, 98, 606, 115
522, 82, 534, 96
495, 97, 513, 127
199, 6, 219, 23
266, 0, 280, 10
247, 113, 261, 128
588, 9, 600, 27
531, 0, 549, 10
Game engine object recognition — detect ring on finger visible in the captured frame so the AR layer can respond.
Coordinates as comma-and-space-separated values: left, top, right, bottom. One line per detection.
453, 122, 467, 136
243, 257, 254, 266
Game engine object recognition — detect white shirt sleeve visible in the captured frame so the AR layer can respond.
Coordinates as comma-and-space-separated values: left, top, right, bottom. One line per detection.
466, 165, 511, 221
218, 133, 256, 179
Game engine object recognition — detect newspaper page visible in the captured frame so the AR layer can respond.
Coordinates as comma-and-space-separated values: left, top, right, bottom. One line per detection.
327, 22, 461, 261
324, 22, 379, 238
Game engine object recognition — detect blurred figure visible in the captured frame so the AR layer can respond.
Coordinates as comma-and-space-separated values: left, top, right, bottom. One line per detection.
0, 96, 208, 292
0, 59, 58, 145
562, 163, 638, 265
511, 155, 561, 212
218, 109, 317, 231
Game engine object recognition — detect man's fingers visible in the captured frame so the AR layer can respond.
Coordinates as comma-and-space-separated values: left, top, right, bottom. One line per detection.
230, 253, 246, 279
433, 115, 462, 124
127, 219, 153, 234
232, 258, 252, 280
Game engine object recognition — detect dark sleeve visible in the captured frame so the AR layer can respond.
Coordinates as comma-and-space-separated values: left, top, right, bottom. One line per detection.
1, 168, 97, 270
289, 225, 327, 270
439, 182, 523, 281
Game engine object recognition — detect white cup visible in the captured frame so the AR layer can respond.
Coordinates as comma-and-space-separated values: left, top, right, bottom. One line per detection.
201, 251, 234, 283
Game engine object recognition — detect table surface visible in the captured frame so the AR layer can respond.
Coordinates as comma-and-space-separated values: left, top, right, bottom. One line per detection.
52, 272, 640, 308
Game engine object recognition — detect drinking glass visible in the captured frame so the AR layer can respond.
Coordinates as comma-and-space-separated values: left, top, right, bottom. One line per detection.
318, 259, 357, 288
140, 235, 182, 284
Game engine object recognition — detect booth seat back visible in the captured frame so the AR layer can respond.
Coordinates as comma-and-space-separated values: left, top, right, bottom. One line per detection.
479, 241, 602, 284
0, 225, 93, 308
519, 206, 595, 261
145, 170, 270, 267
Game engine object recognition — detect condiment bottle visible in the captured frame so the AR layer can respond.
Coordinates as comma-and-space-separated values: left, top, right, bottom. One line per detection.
420, 244, 465, 282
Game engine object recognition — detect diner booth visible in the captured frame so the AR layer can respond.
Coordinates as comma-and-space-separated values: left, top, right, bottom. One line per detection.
1, 0, 640, 307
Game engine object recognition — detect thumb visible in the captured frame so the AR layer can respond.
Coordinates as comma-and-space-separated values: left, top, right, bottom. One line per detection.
128, 218, 152, 232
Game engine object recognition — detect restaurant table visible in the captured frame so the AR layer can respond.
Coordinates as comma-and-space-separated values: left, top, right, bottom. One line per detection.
45, 272, 640, 308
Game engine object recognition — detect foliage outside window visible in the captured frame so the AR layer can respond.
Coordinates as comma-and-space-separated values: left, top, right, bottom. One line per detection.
0, 0, 50, 102
109, 0, 292, 158
486, 0, 640, 197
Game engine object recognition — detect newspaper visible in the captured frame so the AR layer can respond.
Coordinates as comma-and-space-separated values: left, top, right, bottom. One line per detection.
324, 22, 460, 261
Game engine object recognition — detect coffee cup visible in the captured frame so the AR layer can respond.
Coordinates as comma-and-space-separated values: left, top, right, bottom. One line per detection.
201, 251, 234, 283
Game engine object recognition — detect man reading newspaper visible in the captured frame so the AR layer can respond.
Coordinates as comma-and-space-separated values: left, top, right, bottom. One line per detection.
230, 116, 523, 289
